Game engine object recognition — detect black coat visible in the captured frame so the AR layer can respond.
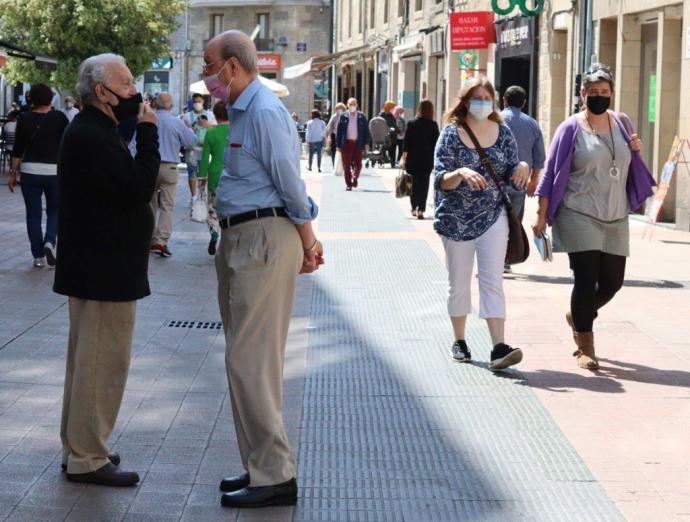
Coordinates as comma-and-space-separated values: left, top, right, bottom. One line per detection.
53, 106, 160, 301
403, 117, 440, 174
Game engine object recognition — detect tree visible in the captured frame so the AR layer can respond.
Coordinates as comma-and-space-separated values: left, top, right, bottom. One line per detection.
0, 0, 187, 92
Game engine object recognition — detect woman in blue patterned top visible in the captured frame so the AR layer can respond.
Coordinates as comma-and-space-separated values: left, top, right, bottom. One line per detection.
434, 77, 529, 371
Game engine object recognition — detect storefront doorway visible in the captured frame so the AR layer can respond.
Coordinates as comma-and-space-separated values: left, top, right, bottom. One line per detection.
494, 16, 538, 117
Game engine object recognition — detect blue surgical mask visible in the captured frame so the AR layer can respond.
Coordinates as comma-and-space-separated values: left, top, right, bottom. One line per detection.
468, 100, 494, 121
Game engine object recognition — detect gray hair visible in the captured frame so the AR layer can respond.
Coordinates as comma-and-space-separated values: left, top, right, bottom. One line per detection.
75, 53, 126, 105
220, 35, 258, 74
582, 63, 614, 91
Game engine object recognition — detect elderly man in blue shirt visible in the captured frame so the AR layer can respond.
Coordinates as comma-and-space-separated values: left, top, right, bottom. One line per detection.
202, 30, 323, 509
501, 85, 546, 272
129, 92, 196, 257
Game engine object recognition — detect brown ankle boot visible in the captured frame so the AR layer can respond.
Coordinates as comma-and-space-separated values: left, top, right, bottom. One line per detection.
573, 331, 599, 370
565, 312, 576, 340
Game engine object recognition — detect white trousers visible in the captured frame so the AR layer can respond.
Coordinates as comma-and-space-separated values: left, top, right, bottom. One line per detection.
442, 210, 509, 319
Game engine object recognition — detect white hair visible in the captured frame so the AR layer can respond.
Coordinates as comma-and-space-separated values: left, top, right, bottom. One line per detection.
75, 53, 126, 105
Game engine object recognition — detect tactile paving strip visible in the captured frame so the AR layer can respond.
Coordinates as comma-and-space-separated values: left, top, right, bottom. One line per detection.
294, 239, 623, 522
317, 175, 415, 233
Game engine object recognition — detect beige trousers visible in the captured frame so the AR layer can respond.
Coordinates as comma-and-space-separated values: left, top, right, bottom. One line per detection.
215, 217, 303, 486
151, 163, 179, 246
60, 297, 136, 474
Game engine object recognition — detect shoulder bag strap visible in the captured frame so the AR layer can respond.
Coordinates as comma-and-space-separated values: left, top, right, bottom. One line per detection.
458, 121, 512, 209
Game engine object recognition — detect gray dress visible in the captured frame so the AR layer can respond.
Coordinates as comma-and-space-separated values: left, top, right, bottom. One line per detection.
553, 124, 632, 256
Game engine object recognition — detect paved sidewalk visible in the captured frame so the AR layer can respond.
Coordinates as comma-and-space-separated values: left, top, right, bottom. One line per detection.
0, 164, 688, 521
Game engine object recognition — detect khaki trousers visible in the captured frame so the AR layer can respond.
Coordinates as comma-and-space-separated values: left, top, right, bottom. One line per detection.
60, 297, 136, 474
215, 217, 302, 486
151, 163, 179, 246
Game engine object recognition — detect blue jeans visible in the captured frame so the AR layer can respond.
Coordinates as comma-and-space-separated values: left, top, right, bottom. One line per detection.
20, 173, 58, 258
308, 141, 323, 170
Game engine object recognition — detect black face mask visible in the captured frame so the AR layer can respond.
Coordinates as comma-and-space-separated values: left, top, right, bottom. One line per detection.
103, 86, 142, 122
586, 95, 610, 115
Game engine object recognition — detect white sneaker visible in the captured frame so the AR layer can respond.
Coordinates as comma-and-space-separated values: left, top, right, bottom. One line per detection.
44, 243, 56, 266
33, 257, 46, 268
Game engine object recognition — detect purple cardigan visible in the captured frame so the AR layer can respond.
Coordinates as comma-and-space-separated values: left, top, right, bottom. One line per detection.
535, 112, 656, 224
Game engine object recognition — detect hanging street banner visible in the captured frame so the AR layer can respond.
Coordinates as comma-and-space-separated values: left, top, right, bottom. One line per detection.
450, 12, 496, 51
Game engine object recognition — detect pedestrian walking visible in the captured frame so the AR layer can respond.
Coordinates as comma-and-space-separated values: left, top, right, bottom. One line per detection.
183, 93, 217, 206
379, 100, 398, 168
401, 99, 439, 219
1, 110, 19, 158
500, 85, 546, 273
324, 102, 346, 167
336, 98, 370, 191
62, 96, 80, 122
198, 100, 229, 255
434, 76, 529, 370
8, 83, 69, 268
533, 64, 654, 370
54, 53, 160, 486
305, 109, 326, 172
130, 92, 195, 258
393, 105, 406, 166
202, 30, 323, 508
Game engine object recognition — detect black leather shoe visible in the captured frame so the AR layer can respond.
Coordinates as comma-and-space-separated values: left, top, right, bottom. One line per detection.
61, 453, 120, 472
219, 472, 250, 492
66, 462, 139, 487
221, 478, 297, 508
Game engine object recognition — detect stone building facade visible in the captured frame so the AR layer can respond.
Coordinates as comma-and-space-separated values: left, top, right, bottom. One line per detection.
156, 0, 330, 124
331, 0, 690, 229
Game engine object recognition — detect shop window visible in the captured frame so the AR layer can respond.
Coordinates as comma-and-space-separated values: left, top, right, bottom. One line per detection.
210, 14, 223, 38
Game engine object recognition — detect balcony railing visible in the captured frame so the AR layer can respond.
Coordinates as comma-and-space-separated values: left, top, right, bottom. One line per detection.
255, 38, 275, 52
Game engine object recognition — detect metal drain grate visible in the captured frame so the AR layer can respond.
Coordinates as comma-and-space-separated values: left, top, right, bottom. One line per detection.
166, 320, 222, 330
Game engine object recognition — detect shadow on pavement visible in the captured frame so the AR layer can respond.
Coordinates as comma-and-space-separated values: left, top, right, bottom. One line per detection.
506, 273, 685, 289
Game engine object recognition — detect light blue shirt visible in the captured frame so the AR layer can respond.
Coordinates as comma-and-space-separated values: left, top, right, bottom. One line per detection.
129, 109, 196, 163
500, 106, 546, 170
216, 79, 318, 224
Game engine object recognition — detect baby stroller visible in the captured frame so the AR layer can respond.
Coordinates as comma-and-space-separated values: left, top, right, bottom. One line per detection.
365, 117, 393, 168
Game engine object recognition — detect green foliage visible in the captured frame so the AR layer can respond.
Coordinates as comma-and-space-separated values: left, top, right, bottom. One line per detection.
0, 0, 187, 91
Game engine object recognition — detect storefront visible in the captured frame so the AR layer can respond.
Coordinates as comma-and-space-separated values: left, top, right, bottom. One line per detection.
494, 16, 539, 116
257, 54, 281, 80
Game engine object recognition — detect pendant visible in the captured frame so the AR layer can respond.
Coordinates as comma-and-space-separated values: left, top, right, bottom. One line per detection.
609, 162, 620, 180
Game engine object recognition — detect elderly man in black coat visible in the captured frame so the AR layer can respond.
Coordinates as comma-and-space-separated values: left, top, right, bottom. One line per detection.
54, 53, 160, 487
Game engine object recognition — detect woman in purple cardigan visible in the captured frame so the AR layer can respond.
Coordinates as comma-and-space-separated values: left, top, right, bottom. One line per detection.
533, 65, 654, 370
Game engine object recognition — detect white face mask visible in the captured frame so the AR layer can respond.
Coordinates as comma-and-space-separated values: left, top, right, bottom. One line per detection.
336, 109, 343, 115
468, 100, 494, 121
348, 105, 357, 113
193, 102, 204, 111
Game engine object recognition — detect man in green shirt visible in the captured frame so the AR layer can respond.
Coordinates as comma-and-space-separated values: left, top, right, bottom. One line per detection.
199, 101, 230, 255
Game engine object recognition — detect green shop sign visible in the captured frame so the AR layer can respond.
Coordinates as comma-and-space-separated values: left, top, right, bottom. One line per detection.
491, 0, 544, 16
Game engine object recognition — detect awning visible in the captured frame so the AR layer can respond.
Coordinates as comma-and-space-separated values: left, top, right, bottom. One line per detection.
190, 76, 289, 98
281, 44, 375, 79
0, 39, 57, 70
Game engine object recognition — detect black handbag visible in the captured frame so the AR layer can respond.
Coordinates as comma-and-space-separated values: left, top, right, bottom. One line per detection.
459, 122, 530, 265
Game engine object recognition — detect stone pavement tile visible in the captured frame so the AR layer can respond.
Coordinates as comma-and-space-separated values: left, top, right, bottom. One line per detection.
180, 505, 237, 521
236, 506, 294, 521
5, 505, 71, 521
64, 510, 125, 522
121, 514, 179, 522
71, 488, 138, 513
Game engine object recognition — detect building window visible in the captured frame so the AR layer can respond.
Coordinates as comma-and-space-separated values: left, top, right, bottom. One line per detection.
211, 14, 223, 37
348, 0, 352, 37
256, 13, 271, 51
384, 0, 389, 23
369, 0, 375, 28
415, 0, 422, 10
257, 13, 269, 39
398, 0, 404, 17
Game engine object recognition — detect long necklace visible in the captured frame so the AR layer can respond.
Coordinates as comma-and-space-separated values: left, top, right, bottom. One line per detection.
585, 112, 620, 180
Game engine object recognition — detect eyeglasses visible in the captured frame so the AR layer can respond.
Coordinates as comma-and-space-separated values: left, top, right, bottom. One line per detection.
201, 57, 226, 75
